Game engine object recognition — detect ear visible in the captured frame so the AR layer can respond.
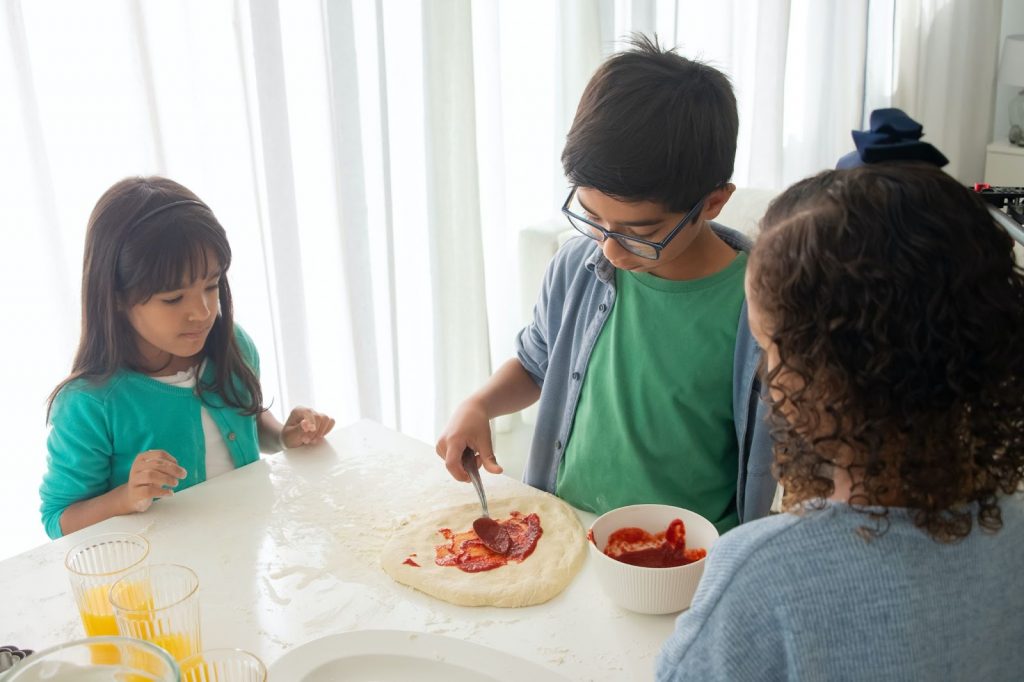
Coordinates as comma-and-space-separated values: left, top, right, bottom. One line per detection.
699, 183, 736, 222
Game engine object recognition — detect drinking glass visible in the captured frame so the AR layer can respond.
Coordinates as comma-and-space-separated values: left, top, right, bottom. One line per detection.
5, 636, 178, 681
180, 649, 267, 682
110, 564, 201, 663
65, 532, 151, 664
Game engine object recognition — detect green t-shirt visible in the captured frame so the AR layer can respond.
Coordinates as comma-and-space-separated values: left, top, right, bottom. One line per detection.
556, 252, 748, 532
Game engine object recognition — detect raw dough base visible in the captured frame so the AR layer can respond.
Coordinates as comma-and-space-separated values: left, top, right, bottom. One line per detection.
381, 492, 587, 607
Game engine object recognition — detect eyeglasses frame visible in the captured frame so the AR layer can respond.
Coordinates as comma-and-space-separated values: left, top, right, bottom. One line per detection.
561, 186, 711, 260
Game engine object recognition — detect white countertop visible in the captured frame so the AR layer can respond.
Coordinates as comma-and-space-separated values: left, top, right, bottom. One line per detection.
0, 420, 676, 680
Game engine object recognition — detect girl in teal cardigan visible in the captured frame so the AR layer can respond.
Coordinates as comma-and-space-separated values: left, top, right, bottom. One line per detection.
40, 177, 335, 539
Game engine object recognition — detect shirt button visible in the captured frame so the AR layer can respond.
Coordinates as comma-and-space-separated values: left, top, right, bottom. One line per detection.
555, 440, 563, 450
571, 371, 580, 380
228, 432, 237, 441
598, 304, 607, 313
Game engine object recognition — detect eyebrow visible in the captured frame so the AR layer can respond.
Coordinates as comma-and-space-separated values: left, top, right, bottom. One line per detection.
576, 197, 665, 228
162, 270, 222, 294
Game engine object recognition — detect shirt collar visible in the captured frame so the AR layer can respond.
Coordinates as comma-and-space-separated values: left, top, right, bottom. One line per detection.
584, 222, 753, 283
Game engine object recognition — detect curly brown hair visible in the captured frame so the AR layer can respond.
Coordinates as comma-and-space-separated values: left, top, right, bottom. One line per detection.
748, 164, 1024, 542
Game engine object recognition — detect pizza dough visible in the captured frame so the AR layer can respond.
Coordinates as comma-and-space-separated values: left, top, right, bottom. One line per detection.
381, 492, 587, 607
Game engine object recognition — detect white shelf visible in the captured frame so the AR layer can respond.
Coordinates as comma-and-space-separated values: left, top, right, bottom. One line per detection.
987, 140, 1024, 156
985, 141, 1024, 185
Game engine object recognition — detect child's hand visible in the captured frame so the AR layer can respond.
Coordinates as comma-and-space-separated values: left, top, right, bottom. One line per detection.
435, 399, 503, 482
120, 450, 187, 513
281, 407, 335, 448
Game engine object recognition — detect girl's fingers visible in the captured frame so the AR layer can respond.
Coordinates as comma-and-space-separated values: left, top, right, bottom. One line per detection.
285, 409, 333, 446
314, 416, 333, 440
133, 452, 185, 479
135, 470, 181, 488
130, 484, 172, 502
138, 450, 178, 465
289, 407, 313, 427
147, 459, 187, 479
139, 456, 187, 477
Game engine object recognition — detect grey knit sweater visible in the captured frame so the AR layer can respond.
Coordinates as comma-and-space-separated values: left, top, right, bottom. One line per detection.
656, 496, 1024, 681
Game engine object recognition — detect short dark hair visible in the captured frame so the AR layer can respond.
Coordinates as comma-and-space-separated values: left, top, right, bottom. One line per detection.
749, 163, 1024, 542
561, 34, 738, 212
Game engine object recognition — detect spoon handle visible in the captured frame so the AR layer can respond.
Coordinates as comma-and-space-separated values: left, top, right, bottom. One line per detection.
461, 448, 490, 518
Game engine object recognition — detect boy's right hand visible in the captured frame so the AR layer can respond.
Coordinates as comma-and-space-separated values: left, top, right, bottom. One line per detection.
435, 400, 503, 482
120, 450, 187, 513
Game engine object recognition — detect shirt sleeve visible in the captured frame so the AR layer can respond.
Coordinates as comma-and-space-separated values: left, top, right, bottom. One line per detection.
514, 246, 562, 386
39, 387, 114, 539
656, 531, 789, 681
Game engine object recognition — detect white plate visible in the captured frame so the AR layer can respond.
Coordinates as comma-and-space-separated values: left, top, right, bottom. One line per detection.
269, 630, 570, 682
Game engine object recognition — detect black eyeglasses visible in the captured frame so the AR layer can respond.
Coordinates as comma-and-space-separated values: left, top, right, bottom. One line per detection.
561, 187, 707, 260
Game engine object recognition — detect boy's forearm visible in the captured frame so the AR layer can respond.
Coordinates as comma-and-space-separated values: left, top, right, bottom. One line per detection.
59, 485, 129, 537
471, 358, 542, 418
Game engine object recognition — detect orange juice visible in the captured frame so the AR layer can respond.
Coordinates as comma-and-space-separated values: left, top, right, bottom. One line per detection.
180, 654, 206, 677
77, 585, 118, 632
111, 565, 202, 668
150, 632, 199, 662
80, 613, 119, 666
113, 582, 198, 661
80, 609, 118, 637
85, 640, 120, 666
76, 584, 119, 664
112, 579, 156, 611
125, 636, 197, 677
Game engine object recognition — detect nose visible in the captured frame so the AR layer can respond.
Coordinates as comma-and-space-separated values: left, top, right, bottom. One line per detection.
601, 236, 629, 261
187, 295, 212, 322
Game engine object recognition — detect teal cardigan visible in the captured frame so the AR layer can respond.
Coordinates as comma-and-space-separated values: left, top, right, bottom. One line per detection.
40, 325, 262, 539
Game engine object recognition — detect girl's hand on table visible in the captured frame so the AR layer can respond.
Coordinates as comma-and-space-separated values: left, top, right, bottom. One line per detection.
282, 407, 335, 448
121, 450, 187, 512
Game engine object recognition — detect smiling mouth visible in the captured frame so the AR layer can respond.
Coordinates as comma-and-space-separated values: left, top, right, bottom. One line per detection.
181, 328, 211, 337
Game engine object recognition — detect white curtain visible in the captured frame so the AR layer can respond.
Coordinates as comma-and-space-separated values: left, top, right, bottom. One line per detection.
0, 0, 999, 559
892, 0, 1002, 183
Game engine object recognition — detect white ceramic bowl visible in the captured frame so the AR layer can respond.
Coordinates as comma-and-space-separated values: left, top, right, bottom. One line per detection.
588, 504, 719, 615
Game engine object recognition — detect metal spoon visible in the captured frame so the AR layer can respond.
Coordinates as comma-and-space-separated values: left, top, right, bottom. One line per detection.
461, 447, 512, 554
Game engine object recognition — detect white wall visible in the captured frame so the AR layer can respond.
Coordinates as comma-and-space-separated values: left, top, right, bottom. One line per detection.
993, 2, 1024, 143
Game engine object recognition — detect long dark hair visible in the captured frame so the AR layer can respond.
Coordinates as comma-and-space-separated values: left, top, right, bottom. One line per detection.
48, 177, 263, 418
749, 164, 1024, 542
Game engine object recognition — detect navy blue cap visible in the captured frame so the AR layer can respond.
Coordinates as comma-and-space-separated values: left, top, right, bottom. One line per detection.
836, 108, 949, 169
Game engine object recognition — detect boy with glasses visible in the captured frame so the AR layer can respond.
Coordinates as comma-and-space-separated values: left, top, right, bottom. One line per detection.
436, 35, 775, 532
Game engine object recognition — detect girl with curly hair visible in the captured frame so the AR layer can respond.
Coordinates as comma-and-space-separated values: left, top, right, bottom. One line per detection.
658, 163, 1024, 681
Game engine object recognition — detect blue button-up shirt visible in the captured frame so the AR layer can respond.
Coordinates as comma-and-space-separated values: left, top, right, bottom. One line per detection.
515, 224, 776, 523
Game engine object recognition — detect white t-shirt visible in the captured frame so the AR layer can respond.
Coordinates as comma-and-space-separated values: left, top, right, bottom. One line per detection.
152, 362, 235, 480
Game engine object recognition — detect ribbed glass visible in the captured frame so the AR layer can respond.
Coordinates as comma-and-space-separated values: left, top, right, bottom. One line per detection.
110, 564, 201, 663
181, 649, 267, 682
65, 533, 151, 641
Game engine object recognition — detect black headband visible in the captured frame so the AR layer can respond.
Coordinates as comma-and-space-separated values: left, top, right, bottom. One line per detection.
128, 199, 207, 230
115, 199, 209, 283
